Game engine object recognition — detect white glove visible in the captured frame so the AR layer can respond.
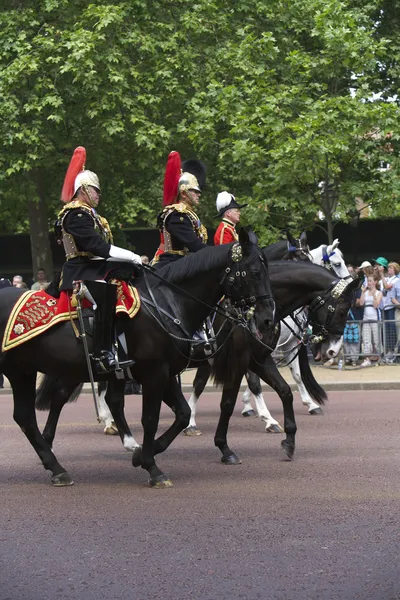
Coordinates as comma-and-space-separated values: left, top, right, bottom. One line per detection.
109, 245, 142, 264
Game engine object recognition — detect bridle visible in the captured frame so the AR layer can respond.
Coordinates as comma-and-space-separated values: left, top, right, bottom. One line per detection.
282, 240, 312, 262
140, 242, 274, 351
219, 243, 274, 323
307, 278, 352, 342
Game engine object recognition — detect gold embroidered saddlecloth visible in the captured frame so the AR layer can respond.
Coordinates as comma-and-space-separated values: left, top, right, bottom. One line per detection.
2, 281, 140, 352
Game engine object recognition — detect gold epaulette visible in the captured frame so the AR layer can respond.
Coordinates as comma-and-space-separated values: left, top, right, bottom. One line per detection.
57, 200, 93, 220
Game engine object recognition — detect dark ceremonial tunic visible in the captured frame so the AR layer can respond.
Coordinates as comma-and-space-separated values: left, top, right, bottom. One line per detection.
57, 200, 113, 290
214, 218, 238, 246
155, 202, 208, 265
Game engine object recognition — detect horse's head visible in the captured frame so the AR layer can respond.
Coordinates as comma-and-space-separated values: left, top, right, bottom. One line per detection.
283, 231, 311, 262
310, 241, 350, 279
222, 227, 275, 337
308, 275, 362, 362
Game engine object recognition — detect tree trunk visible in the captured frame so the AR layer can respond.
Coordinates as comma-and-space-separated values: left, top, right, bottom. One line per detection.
325, 212, 334, 245
27, 181, 54, 281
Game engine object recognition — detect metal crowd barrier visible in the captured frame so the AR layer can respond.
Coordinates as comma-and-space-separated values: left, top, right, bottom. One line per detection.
272, 316, 400, 367
339, 316, 400, 367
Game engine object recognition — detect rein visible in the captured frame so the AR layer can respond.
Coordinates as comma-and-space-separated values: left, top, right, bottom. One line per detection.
138, 245, 273, 360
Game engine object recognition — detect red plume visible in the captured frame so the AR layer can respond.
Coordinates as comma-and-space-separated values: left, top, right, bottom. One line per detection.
61, 146, 87, 203
163, 151, 181, 206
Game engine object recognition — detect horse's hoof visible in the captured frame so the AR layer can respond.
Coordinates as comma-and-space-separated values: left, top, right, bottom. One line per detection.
51, 472, 74, 487
266, 423, 284, 433
281, 440, 294, 461
132, 446, 143, 468
309, 407, 324, 415
149, 475, 174, 489
221, 453, 242, 465
183, 426, 202, 436
104, 424, 119, 435
242, 410, 256, 417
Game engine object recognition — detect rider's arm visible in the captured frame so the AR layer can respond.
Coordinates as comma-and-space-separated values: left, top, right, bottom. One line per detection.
63, 210, 141, 263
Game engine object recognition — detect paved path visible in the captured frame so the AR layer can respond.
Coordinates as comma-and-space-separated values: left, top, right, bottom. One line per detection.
1, 363, 400, 397
1, 389, 400, 600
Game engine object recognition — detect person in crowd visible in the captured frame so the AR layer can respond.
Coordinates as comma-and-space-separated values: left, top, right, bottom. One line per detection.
343, 285, 363, 366
56, 146, 141, 374
31, 268, 49, 291
12, 275, 23, 287
213, 191, 246, 245
376, 260, 399, 361
359, 261, 373, 287
359, 275, 383, 367
0, 277, 11, 388
391, 276, 400, 357
346, 264, 355, 276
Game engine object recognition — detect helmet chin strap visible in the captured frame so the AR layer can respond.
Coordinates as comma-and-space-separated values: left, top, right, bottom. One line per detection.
82, 184, 97, 208
182, 189, 198, 209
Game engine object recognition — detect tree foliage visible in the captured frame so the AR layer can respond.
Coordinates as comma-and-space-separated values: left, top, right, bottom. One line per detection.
0, 0, 399, 265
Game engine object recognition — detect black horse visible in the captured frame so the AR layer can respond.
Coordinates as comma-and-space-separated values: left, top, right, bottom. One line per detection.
207, 261, 360, 464
35, 235, 311, 455
0, 230, 274, 487
38, 260, 360, 469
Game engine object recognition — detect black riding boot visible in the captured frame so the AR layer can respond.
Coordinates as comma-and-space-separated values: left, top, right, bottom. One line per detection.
85, 281, 134, 375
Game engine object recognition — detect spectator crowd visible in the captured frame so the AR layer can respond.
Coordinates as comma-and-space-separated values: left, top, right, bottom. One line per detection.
342, 256, 400, 367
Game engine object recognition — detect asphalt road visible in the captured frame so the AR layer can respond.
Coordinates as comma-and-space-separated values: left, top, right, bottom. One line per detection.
1, 390, 400, 600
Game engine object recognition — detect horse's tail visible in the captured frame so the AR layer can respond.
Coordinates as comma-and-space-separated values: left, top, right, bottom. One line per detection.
210, 326, 250, 388
35, 375, 83, 411
298, 344, 327, 405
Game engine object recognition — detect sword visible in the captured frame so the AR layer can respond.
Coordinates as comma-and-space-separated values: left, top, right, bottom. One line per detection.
75, 287, 101, 422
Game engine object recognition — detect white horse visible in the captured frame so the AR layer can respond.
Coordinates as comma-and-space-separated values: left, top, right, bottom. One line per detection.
238, 240, 350, 426
184, 240, 350, 435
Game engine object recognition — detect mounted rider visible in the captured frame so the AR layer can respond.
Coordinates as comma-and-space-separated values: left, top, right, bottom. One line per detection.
56, 146, 142, 374
152, 151, 208, 265
213, 191, 247, 246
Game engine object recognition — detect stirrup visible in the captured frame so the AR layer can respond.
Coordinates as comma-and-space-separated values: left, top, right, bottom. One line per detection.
92, 351, 117, 375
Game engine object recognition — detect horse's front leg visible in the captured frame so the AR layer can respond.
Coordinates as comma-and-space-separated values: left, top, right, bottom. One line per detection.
245, 370, 283, 433
249, 355, 297, 460
153, 375, 191, 454
9, 371, 73, 486
132, 365, 173, 488
104, 377, 140, 451
184, 362, 211, 436
214, 372, 243, 464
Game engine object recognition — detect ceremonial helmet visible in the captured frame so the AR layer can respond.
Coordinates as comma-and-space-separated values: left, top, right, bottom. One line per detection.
215, 191, 247, 218
162, 151, 206, 206
61, 146, 100, 205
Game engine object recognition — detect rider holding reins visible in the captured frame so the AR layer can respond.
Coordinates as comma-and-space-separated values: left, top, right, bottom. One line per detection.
56, 146, 142, 374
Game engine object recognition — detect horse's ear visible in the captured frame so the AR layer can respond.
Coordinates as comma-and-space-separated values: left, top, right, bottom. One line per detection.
320, 244, 328, 264
331, 238, 340, 251
299, 231, 308, 249
239, 226, 258, 245
286, 230, 297, 247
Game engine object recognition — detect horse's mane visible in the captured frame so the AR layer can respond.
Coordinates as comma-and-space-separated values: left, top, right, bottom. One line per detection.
154, 244, 233, 286
267, 260, 339, 284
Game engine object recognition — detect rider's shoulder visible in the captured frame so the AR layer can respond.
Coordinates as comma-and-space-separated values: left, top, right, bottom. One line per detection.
58, 200, 93, 221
